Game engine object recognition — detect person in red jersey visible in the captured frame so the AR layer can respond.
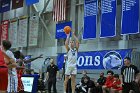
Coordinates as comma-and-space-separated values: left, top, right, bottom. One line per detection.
102, 70, 114, 93
0, 44, 15, 93
111, 74, 122, 93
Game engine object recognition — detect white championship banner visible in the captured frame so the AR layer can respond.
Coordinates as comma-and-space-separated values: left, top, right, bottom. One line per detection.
28, 16, 39, 46
18, 17, 28, 47
9, 20, 18, 48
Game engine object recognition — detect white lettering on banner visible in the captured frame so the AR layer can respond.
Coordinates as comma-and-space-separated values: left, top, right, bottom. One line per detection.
77, 56, 85, 66
77, 56, 101, 67
84, 56, 93, 66
2, 4, 9, 8
57, 29, 64, 32
94, 56, 100, 66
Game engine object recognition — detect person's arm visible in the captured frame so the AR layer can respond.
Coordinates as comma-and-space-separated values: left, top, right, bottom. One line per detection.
65, 34, 70, 52
57, 71, 60, 79
46, 72, 49, 81
7, 60, 17, 68
121, 67, 124, 83
73, 32, 79, 51
61, 63, 65, 79
1, 50, 12, 64
56, 66, 60, 78
2, 50, 17, 68
24, 54, 43, 63
96, 78, 100, 86
16, 66, 25, 70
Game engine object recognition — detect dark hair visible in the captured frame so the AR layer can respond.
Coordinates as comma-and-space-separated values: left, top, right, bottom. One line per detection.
124, 57, 131, 61
107, 70, 114, 75
13, 51, 21, 59
14, 50, 24, 59
114, 74, 119, 78
2, 40, 11, 50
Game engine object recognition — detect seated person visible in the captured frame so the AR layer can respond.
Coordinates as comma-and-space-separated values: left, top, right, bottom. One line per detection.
81, 70, 90, 82
96, 72, 106, 93
76, 76, 96, 93
111, 74, 122, 93
102, 70, 114, 93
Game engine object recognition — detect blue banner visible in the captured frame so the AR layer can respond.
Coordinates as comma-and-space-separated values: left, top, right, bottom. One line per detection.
0, 0, 11, 13
121, 0, 139, 34
83, 0, 97, 39
100, 0, 116, 38
57, 49, 132, 70
55, 21, 72, 39
26, 0, 39, 6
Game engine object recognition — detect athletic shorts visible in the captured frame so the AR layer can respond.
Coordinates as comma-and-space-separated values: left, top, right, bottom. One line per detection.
65, 66, 77, 75
0, 67, 8, 91
7, 75, 18, 92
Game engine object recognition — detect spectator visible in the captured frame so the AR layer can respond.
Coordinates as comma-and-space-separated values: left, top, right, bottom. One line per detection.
46, 58, 59, 93
102, 70, 114, 93
96, 72, 106, 93
81, 70, 90, 83
76, 76, 96, 93
121, 57, 139, 93
111, 74, 122, 93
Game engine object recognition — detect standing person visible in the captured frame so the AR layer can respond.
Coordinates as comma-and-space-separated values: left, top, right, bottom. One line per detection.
62, 54, 72, 93
14, 50, 43, 93
64, 32, 79, 93
1, 40, 18, 93
121, 57, 139, 93
0, 45, 13, 93
46, 58, 59, 93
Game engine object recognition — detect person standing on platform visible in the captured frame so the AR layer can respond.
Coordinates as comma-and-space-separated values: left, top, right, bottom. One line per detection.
121, 57, 139, 93
64, 31, 79, 93
46, 58, 59, 93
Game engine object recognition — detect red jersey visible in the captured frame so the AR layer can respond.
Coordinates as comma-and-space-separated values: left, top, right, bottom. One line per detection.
0, 50, 7, 67
105, 76, 114, 88
16, 60, 25, 92
112, 79, 122, 91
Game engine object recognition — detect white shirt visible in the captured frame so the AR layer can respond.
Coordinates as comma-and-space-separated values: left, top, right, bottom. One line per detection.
67, 48, 77, 67
6, 50, 17, 76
